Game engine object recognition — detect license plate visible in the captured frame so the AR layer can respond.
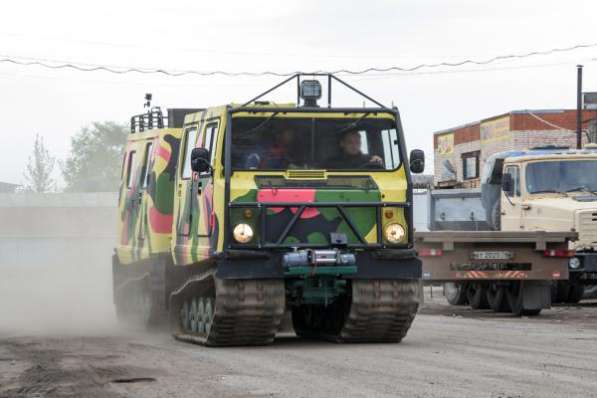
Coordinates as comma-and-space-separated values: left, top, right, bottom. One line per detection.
470, 251, 513, 260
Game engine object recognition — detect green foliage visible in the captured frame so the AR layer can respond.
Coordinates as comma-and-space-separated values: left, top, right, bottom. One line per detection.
62, 121, 127, 192
23, 134, 56, 193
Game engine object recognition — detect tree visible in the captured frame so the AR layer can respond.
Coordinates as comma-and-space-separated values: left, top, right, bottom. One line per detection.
62, 121, 128, 192
23, 134, 56, 193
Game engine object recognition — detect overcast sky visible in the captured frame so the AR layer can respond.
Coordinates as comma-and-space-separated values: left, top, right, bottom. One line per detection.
1, 0, 597, 186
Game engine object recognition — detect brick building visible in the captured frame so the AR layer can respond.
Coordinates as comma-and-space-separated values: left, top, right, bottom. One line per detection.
433, 109, 596, 187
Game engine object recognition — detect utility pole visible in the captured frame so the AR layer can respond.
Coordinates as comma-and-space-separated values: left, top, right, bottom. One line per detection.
577, 65, 583, 149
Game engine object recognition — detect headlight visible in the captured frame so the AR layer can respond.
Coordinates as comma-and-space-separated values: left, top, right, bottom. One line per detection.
385, 223, 406, 243
233, 223, 254, 243
569, 257, 581, 269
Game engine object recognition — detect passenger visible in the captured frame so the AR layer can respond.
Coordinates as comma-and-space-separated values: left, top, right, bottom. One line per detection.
325, 130, 383, 169
250, 129, 295, 169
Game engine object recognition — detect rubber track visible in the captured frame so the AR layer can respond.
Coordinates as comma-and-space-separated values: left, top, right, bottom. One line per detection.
334, 280, 420, 343
171, 269, 285, 346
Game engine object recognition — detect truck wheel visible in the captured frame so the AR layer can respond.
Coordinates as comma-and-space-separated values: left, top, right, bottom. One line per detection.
466, 283, 489, 309
445, 283, 468, 306
567, 283, 585, 304
506, 282, 544, 316
486, 283, 510, 312
555, 281, 570, 303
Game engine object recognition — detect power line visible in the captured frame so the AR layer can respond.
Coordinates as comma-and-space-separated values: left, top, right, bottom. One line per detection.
0, 42, 596, 77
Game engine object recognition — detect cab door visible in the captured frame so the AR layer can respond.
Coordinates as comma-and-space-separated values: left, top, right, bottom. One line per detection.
119, 145, 141, 263
195, 120, 220, 254
500, 165, 523, 230
136, 140, 155, 255
173, 121, 202, 264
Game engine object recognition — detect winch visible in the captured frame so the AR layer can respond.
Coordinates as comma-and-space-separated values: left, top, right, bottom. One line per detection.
283, 249, 356, 268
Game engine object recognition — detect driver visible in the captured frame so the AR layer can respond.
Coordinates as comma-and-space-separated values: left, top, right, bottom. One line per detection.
325, 130, 383, 169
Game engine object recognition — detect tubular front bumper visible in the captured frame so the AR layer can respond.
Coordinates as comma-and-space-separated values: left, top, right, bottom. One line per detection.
215, 249, 421, 280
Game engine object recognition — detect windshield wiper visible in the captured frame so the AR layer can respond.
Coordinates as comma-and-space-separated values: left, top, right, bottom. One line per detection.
530, 189, 566, 194
334, 112, 371, 134
567, 186, 597, 197
239, 112, 279, 136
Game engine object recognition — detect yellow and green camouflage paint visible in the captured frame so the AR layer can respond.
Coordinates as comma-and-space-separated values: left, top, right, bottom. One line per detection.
117, 108, 409, 267
116, 128, 182, 265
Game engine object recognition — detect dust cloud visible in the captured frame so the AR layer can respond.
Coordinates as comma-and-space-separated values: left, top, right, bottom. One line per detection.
0, 253, 118, 335
0, 194, 120, 335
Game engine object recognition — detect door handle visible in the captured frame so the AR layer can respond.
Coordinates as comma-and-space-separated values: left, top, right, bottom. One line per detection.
521, 204, 531, 211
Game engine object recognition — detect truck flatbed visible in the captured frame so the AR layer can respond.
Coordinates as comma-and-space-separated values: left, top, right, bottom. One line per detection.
414, 230, 577, 315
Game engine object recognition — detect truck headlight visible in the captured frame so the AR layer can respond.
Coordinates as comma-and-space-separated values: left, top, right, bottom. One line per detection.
385, 223, 405, 243
569, 257, 581, 269
233, 223, 254, 243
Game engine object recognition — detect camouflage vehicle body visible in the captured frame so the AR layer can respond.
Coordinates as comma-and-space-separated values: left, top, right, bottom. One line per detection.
117, 127, 181, 264
113, 75, 424, 345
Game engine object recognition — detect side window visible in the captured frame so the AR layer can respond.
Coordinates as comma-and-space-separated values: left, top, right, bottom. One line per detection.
204, 123, 219, 166
140, 142, 153, 189
181, 127, 198, 180
126, 151, 137, 189
120, 152, 127, 179
504, 166, 521, 197
381, 129, 399, 169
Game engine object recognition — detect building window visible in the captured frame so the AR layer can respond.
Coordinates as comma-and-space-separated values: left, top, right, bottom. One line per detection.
462, 151, 480, 180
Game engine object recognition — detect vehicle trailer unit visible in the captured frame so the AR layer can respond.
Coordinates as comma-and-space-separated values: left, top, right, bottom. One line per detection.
417, 231, 576, 315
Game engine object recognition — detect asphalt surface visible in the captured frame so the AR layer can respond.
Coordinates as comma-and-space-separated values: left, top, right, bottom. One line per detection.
2, 295, 597, 398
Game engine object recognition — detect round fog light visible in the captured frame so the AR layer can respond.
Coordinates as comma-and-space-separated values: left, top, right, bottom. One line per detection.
385, 223, 405, 243
569, 257, 581, 269
233, 223, 254, 243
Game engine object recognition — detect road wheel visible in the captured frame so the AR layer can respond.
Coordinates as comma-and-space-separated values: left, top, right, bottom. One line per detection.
567, 283, 585, 304
197, 298, 205, 334
466, 283, 489, 309
180, 301, 190, 332
486, 283, 510, 312
189, 298, 198, 333
204, 297, 214, 334
445, 282, 468, 306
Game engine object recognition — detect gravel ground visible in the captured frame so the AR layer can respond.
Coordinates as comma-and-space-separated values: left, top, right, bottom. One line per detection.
2, 292, 597, 398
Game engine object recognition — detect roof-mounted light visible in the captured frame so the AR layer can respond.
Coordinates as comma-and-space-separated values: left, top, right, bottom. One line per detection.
300, 80, 321, 107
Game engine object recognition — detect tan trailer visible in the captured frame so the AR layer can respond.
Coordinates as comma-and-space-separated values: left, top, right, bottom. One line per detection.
416, 231, 577, 316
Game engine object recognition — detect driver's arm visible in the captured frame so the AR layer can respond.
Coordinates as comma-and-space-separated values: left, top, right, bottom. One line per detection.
369, 155, 383, 165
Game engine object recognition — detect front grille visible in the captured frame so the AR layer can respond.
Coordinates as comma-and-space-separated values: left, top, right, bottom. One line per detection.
577, 210, 597, 246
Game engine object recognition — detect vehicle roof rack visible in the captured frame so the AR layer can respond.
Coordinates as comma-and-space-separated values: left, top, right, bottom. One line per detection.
236, 73, 393, 111
130, 107, 203, 133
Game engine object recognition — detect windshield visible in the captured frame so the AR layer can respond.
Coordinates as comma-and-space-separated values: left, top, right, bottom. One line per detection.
526, 160, 597, 194
231, 116, 401, 170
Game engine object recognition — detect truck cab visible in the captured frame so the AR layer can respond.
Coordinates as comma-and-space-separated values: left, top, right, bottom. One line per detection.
484, 147, 597, 302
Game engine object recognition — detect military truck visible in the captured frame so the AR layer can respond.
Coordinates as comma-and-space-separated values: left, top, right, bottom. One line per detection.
113, 74, 426, 346
426, 147, 597, 306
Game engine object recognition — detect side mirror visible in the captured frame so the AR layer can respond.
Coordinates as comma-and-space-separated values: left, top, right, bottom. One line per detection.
409, 149, 425, 174
501, 173, 513, 195
190, 147, 211, 173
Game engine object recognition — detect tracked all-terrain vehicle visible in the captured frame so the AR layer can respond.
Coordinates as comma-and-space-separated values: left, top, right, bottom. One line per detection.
113, 75, 426, 345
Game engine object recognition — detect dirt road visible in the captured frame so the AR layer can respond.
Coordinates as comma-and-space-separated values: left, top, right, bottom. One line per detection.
2, 299, 597, 398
